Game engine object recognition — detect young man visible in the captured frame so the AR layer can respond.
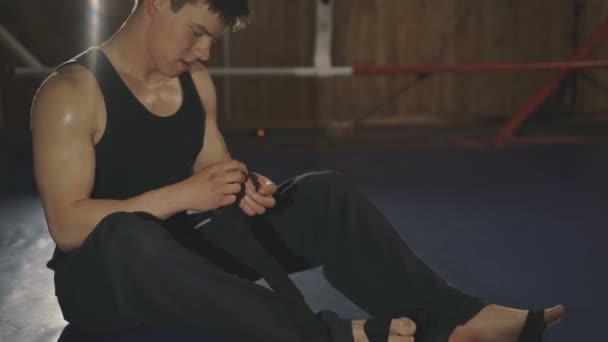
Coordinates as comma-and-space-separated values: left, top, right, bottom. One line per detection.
31, 0, 564, 341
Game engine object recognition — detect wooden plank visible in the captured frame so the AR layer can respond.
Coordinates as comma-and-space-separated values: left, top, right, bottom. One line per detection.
578, 0, 608, 117
4, 0, 606, 131
226, 0, 317, 128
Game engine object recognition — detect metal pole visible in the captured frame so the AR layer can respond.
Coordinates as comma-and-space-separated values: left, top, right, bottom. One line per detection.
13, 60, 608, 78
0, 24, 43, 127
14, 66, 355, 78
0, 25, 43, 68
353, 60, 608, 75
493, 20, 608, 147
314, 0, 334, 68
315, 0, 335, 128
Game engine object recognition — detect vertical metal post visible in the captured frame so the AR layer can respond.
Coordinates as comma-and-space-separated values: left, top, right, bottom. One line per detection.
314, 0, 334, 69
316, 0, 335, 129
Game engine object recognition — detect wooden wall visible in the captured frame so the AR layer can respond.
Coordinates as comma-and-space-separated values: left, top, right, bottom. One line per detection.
0, 0, 115, 130
1, 0, 607, 131
320, 0, 576, 125
226, 1, 318, 128
578, 0, 608, 116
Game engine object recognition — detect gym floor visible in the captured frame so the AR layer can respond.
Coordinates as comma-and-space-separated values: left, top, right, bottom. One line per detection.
0, 130, 605, 341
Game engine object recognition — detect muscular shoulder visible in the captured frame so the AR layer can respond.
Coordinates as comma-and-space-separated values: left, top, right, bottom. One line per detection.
31, 64, 103, 138
188, 64, 217, 120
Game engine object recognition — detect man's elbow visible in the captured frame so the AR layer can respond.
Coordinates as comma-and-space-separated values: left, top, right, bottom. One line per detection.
44, 200, 91, 252
55, 240, 81, 253
47, 220, 83, 253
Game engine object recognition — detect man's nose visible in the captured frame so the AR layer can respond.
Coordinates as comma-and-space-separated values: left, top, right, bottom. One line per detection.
193, 36, 212, 62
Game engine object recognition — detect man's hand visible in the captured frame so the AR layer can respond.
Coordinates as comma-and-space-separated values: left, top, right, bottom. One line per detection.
239, 173, 277, 216
184, 160, 249, 212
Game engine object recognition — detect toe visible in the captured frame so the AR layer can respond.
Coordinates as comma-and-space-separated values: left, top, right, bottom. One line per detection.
390, 317, 416, 336
388, 335, 414, 342
544, 304, 565, 326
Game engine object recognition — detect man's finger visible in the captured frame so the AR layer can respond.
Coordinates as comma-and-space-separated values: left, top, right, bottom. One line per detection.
249, 192, 275, 208
254, 175, 277, 195
221, 194, 237, 206
243, 195, 266, 215
220, 183, 242, 195
262, 182, 277, 195
239, 200, 256, 216
222, 170, 247, 184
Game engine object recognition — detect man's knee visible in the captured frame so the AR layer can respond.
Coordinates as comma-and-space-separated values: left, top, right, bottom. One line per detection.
56, 212, 172, 328
95, 211, 155, 240
93, 211, 171, 266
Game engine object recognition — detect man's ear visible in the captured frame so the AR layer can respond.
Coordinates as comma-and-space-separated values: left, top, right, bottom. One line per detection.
143, 0, 170, 17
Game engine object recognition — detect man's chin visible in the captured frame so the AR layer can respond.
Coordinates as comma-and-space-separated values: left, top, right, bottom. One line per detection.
162, 67, 184, 78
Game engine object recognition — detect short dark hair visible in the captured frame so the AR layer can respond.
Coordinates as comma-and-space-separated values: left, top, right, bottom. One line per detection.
136, 0, 251, 31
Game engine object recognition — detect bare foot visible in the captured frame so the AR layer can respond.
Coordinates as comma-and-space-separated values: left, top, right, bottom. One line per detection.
352, 317, 417, 342
448, 304, 565, 342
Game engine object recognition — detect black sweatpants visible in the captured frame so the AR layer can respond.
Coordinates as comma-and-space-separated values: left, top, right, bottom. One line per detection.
48, 170, 486, 342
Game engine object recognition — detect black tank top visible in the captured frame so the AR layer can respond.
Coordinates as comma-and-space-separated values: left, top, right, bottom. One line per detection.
63, 47, 205, 199
48, 47, 205, 264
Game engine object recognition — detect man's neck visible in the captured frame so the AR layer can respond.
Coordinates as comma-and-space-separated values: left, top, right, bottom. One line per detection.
101, 12, 172, 86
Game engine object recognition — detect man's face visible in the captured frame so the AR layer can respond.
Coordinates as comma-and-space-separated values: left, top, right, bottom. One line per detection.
147, 0, 226, 76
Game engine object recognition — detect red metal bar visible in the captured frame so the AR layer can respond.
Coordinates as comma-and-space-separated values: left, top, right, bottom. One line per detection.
353, 59, 608, 75
493, 20, 608, 148
509, 135, 608, 145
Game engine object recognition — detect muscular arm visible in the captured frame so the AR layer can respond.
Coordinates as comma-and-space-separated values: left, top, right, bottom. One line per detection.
32, 67, 199, 252
188, 67, 277, 216
190, 66, 232, 173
